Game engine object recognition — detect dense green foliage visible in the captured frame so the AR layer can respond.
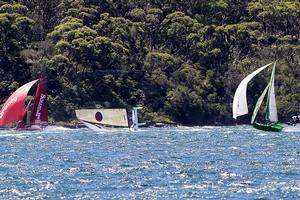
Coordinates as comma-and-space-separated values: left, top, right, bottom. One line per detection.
0, 0, 299, 125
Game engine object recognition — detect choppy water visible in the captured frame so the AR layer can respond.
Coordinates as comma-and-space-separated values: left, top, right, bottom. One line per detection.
0, 125, 300, 199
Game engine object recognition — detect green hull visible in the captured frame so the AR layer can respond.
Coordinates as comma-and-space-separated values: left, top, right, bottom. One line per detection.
253, 122, 284, 132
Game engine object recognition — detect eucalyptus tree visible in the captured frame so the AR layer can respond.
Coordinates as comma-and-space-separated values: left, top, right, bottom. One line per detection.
0, 3, 34, 84
248, 0, 300, 35
93, 13, 144, 70
161, 11, 203, 55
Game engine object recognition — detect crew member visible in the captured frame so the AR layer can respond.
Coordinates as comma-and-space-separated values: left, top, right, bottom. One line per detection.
289, 115, 300, 125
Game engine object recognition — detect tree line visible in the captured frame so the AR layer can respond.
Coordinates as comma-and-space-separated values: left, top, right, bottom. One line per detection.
0, 0, 299, 125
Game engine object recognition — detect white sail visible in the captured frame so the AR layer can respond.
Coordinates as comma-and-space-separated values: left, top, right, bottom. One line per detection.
132, 108, 139, 131
131, 107, 142, 131
251, 83, 270, 124
267, 62, 278, 122
75, 109, 129, 127
232, 62, 273, 119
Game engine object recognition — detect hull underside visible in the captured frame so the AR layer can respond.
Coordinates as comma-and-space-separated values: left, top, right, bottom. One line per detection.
80, 120, 129, 132
253, 122, 284, 132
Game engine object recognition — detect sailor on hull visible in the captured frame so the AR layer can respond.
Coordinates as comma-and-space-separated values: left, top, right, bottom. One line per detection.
288, 115, 300, 125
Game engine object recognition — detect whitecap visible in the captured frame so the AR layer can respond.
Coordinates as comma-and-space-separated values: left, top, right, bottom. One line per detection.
220, 172, 238, 179
258, 133, 268, 136
0, 188, 31, 197
183, 184, 208, 190
44, 125, 73, 131
0, 131, 42, 138
283, 124, 300, 132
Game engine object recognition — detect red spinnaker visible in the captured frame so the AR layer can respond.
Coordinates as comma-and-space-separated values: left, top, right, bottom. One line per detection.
31, 78, 48, 124
0, 80, 38, 126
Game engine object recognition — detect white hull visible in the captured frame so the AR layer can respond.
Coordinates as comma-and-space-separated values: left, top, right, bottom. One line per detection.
80, 120, 129, 132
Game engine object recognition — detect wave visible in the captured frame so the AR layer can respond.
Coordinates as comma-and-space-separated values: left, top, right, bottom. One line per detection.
43, 125, 74, 131
0, 130, 42, 138
283, 124, 300, 132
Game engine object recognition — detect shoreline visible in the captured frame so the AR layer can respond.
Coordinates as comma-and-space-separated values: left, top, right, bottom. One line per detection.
54, 120, 292, 129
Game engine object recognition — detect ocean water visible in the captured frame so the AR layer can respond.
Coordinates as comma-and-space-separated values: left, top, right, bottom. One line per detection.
0, 126, 300, 199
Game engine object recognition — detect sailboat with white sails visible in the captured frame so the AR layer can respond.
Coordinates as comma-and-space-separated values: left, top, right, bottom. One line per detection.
233, 61, 284, 132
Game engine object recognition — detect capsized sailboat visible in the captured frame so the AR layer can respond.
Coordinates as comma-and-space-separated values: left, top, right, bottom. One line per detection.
233, 62, 284, 132
76, 108, 129, 132
75, 107, 143, 132
0, 78, 48, 130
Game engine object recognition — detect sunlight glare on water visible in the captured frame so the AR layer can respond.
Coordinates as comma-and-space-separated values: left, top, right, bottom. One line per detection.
0, 125, 300, 199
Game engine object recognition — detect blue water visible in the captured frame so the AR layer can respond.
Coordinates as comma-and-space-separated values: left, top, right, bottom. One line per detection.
0, 126, 300, 199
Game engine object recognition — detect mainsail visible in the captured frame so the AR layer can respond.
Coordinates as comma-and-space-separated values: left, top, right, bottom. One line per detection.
232, 62, 273, 119
75, 109, 129, 127
266, 62, 278, 122
0, 80, 38, 126
31, 78, 48, 124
